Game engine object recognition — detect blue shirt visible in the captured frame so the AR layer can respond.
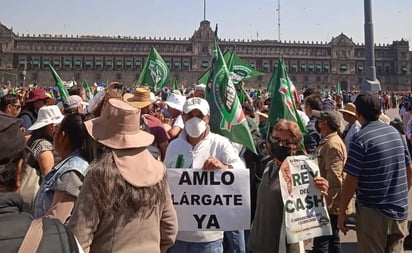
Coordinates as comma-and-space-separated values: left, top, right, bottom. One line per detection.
344, 121, 410, 220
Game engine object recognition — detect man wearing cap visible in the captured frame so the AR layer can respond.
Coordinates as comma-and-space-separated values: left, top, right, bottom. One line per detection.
63, 95, 86, 115
303, 95, 323, 154
164, 97, 245, 253
311, 109, 349, 253
338, 92, 412, 253
19, 89, 50, 132
165, 93, 186, 140
194, 83, 206, 98
338, 103, 361, 151
125, 87, 169, 161
0, 114, 80, 252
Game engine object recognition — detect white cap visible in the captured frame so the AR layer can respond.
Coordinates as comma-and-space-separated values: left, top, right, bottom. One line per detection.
28, 105, 64, 131
165, 93, 186, 112
183, 97, 210, 116
195, 83, 206, 91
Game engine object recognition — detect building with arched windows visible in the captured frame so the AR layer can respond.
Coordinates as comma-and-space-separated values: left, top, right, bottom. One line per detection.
0, 20, 411, 91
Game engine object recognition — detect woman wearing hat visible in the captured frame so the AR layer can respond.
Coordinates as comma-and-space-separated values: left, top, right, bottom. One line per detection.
33, 113, 90, 223
27, 105, 64, 177
68, 99, 178, 253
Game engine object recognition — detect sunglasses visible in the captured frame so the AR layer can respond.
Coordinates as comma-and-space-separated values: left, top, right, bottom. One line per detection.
12, 104, 21, 110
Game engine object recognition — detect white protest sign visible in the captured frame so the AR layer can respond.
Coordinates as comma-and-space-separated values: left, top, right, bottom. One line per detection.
279, 154, 332, 243
167, 168, 250, 231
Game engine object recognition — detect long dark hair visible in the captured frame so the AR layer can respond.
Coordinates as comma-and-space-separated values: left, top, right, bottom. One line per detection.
85, 140, 168, 222
59, 113, 89, 161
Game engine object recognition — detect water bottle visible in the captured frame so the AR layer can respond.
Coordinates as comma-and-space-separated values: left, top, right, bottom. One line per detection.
175, 154, 185, 168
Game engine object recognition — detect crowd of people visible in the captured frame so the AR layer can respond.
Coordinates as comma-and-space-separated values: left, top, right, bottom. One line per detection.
0, 81, 412, 253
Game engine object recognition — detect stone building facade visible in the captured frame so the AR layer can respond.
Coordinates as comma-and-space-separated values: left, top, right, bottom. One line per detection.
0, 20, 411, 91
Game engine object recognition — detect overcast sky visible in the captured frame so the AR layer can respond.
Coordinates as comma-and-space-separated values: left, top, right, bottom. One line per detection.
1, 0, 411, 45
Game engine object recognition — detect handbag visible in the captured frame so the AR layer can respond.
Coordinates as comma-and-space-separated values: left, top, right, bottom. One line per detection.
18, 219, 43, 253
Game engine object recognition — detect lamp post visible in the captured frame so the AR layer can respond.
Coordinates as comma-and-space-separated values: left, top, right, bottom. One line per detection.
361, 0, 381, 93
22, 60, 31, 87
0, 71, 18, 86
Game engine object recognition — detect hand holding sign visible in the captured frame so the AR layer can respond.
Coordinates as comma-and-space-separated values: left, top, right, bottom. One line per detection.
313, 177, 329, 196
203, 157, 230, 170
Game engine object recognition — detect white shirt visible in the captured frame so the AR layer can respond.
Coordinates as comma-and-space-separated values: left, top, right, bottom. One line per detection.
297, 109, 309, 127
173, 114, 185, 129
343, 120, 361, 151
164, 129, 246, 242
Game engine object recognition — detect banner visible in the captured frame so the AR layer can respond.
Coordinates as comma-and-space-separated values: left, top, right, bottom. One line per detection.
167, 168, 250, 231
279, 155, 332, 243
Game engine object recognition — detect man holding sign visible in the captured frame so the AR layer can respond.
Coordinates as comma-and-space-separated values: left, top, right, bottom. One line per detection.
164, 97, 245, 253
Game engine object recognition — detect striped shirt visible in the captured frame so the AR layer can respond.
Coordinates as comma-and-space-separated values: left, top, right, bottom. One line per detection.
345, 120, 410, 220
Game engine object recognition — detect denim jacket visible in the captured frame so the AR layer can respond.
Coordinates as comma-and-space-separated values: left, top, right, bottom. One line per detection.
33, 150, 89, 218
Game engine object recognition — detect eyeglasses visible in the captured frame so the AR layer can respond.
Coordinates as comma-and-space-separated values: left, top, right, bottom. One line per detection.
12, 104, 21, 110
270, 136, 294, 147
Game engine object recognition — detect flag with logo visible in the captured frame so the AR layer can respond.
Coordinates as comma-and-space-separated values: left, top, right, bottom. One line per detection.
266, 57, 306, 141
198, 49, 263, 86
138, 46, 170, 89
225, 49, 263, 85
206, 26, 256, 153
48, 64, 69, 101
82, 79, 93, 101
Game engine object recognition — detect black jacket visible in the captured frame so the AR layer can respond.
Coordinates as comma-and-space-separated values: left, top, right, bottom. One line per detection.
0, 192, 79, 253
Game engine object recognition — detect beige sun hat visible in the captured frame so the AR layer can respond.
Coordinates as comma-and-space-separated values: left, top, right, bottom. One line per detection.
84, 98, 165, 186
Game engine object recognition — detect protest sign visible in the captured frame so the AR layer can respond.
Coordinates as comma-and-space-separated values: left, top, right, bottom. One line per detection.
167, 168, 250, 231
279, 154, 332, 243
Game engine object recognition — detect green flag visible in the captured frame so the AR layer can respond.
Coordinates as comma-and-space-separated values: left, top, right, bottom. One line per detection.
82, 79, 93, 101
198, 49, 263, 86
48, 64, 69, 101
138, 47, 170, 89
266, 57, 306, 141
224, 49, 264, 84
337, 82, 342, 95
173, 79, 179, 91
206, 26, 256, 154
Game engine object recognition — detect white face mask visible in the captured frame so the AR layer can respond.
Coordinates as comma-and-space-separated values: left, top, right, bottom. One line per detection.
185, 117, 207, 138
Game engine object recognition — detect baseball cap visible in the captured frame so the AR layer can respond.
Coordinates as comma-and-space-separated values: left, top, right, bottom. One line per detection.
165, 93, 186, 112
312, 110, 341, 129
183, 97, 210, 116
63, 95, 87, 112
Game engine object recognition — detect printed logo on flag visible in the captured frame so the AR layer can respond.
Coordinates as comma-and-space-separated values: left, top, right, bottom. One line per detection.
149, 60, 168, 85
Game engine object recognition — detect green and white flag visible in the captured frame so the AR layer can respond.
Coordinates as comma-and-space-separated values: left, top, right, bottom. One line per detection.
198, 49, 263, 86
206, 26, 256, 153
138, 47, 170, 89
49, 64, 69, 101
266, 57, 306, 141
82, 79, 93, 101
225, 49, 264, 84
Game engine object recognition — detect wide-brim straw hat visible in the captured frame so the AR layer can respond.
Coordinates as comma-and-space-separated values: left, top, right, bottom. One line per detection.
338, 102, 356, 117
124, 86, 154, 109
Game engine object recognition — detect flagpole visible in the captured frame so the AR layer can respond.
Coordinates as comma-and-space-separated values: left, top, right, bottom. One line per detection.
203, 0, 206, 20
361, 0, 381, 92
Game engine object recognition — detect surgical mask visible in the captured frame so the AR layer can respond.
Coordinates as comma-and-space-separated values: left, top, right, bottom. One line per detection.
185, 117, 207, 138
271, 141, 291, 161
